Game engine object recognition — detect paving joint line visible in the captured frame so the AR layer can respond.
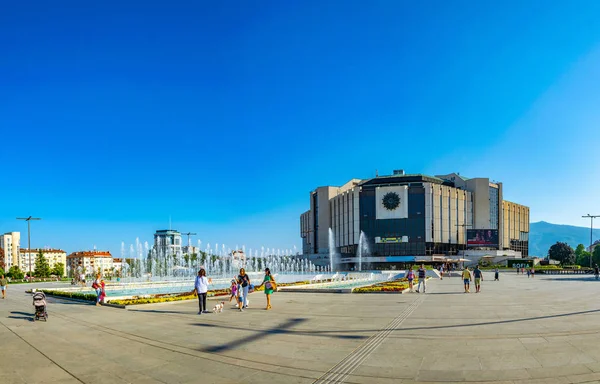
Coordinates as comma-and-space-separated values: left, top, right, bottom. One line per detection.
314, 295, 426, 383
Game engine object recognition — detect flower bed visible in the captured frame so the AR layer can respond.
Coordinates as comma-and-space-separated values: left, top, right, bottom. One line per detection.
39, 289, 98, 302
253, 280, 310, 292
353, 277, 427, 293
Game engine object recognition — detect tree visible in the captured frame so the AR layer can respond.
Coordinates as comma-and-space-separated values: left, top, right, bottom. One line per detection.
8, 265, 24, 280
52, 262, 65, 277
0, 267, 4, 277
575, 244, 587, 258
34, 250, 51, 278
548, 242, 575, 265
593, 246, 600, 267
576, 251, 592, 266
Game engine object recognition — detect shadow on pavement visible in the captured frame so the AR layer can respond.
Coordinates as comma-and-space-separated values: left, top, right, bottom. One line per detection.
129, 309, 190, 315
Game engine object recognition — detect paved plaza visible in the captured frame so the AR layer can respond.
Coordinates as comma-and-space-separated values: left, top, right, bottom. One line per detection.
2, 272, 600, 384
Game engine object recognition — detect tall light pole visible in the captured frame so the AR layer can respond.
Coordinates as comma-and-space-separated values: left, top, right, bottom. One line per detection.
17, 216, 41, 274
458, 223, 473, 257
582, 214, 600, 268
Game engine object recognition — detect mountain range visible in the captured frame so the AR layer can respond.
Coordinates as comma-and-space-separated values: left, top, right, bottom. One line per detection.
529, 221, 600, 257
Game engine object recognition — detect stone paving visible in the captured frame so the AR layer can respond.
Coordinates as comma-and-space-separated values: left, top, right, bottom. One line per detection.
2, 272, 600, 383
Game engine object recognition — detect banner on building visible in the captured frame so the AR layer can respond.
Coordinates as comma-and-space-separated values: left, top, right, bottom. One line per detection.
375, 186, 408, 220
467, 229, 499, 248
375, 236, 409, 243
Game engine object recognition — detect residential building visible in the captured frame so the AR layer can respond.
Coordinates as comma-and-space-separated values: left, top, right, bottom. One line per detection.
0, 232, 21, 270
300, 170, 530, 269
19, 248, 67, 276
66, 251, 113, 277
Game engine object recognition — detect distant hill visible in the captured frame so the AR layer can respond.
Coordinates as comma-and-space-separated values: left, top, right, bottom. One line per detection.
529, 221, 600, 257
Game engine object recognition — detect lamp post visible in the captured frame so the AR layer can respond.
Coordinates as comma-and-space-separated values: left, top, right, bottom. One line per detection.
16, 216, 42, 275
582, 215, 599, 268
458, 223, 473, 258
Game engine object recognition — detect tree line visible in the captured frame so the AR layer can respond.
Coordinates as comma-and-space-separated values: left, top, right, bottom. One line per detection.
547, 241, 600, 266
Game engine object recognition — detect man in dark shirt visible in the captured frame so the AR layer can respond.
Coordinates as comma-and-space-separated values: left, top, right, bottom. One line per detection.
473, 265, 483, 293
416, 264, 427, 293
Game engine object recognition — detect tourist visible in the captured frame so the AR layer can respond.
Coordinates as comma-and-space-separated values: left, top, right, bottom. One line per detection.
473, 265, 483, 293
406, 267, 415, 292
194, 268, 211, 315
439, 264, 444, 280
0, 275, 7, 299
416, 264, 426, 293
92, 274, 102, 306
531, 267, 535, 278
257, 268, 276, 310
594, 264, 599, 280
229, 279, 238, 304
99, 280, 106, 304
462, 267, 471, 293
494, 268, 499, 281
526, 268, 530, 278
237, 268, 251, 310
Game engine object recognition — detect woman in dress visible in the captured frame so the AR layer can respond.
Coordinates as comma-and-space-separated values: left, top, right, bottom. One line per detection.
258, 268, 276, 310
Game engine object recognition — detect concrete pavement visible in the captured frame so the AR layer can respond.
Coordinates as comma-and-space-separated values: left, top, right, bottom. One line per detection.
2, 273, 600, 383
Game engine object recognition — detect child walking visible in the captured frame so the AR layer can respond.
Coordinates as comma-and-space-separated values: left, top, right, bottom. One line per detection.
229, 279, 238, 304
407, 267, 415, 292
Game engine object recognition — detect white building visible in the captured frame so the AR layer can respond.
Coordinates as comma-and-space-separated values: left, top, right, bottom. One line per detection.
153, 230, 182, 257
19, 248, 67, 276
66, 251, 113, 277
0, 232, 20, 270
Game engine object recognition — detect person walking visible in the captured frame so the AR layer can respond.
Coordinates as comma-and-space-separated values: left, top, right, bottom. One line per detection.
237, 268, 251, 311
494, 268, 499, 281
257, 268, 276, 310
91, 273, 102, 306
462, 267, 472, 293
594, 264, 599, 280
406, 266, 415, 292
531, 267, 535, 278
194, 268, 211, 315
229, 279, 238, 304
473, 265, 483, 293
0, 275, 8, 299
439, 264, 444, 280
416, 264, 427, 293
526, 268, 531, 278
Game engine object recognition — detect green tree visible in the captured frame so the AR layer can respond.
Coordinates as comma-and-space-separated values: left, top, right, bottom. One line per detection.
52, 262, 65, 277
183, 253, 190, 267
576, 251, 592, 266
548, 242, 575, 265
8, 266, 24, 280
34, 250, 51, 278
593, 246, 600, 267
0, 267, 4, 277
575, 244, 587, 258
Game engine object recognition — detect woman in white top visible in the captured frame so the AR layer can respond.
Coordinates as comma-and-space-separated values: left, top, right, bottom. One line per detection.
194, 269, 212, 315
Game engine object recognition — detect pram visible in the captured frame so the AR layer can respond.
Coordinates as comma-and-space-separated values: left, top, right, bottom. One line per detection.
32, 291, 48, 321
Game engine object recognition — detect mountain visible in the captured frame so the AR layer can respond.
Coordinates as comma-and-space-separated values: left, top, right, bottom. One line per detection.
529, 221, 600, 257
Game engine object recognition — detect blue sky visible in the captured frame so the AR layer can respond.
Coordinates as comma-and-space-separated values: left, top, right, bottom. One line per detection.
2, 1, 600, 255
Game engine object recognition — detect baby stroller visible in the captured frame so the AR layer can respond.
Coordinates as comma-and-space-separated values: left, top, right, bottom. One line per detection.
32, 291, 48, 321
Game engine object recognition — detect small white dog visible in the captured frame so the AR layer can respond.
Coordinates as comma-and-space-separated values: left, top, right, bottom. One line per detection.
212, 301, 225, 313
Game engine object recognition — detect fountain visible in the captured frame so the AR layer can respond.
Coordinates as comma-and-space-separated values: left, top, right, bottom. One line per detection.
328, 228, 338, 272
357, 231, 371, 272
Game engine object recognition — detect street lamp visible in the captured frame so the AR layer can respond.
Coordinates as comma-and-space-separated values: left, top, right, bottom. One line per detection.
16, 216, 41, 275
582, 214, 599, 268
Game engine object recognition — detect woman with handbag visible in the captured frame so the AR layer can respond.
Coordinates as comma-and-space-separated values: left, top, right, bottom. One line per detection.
258, 268, 276, 310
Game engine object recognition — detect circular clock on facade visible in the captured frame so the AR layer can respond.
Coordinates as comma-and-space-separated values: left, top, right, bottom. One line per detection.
382, 192, 400, 211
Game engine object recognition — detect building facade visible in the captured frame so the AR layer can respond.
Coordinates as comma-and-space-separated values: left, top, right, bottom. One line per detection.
300, 170, 530, 269
19, 248, 67, 276
153, 230, 182, 257
0, 232, 21, 270
66, 251, 113, 277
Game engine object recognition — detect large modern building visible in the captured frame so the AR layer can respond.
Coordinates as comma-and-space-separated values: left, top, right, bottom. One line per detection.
300, 170, 530, 269
0, 232, 21, 270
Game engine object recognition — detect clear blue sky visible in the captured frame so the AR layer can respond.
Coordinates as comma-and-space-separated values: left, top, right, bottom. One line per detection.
2, 1, 600, 256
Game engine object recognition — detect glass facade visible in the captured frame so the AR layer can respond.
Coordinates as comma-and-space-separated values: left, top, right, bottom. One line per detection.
489, 186, 499, 229
360, 185, 426, 256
